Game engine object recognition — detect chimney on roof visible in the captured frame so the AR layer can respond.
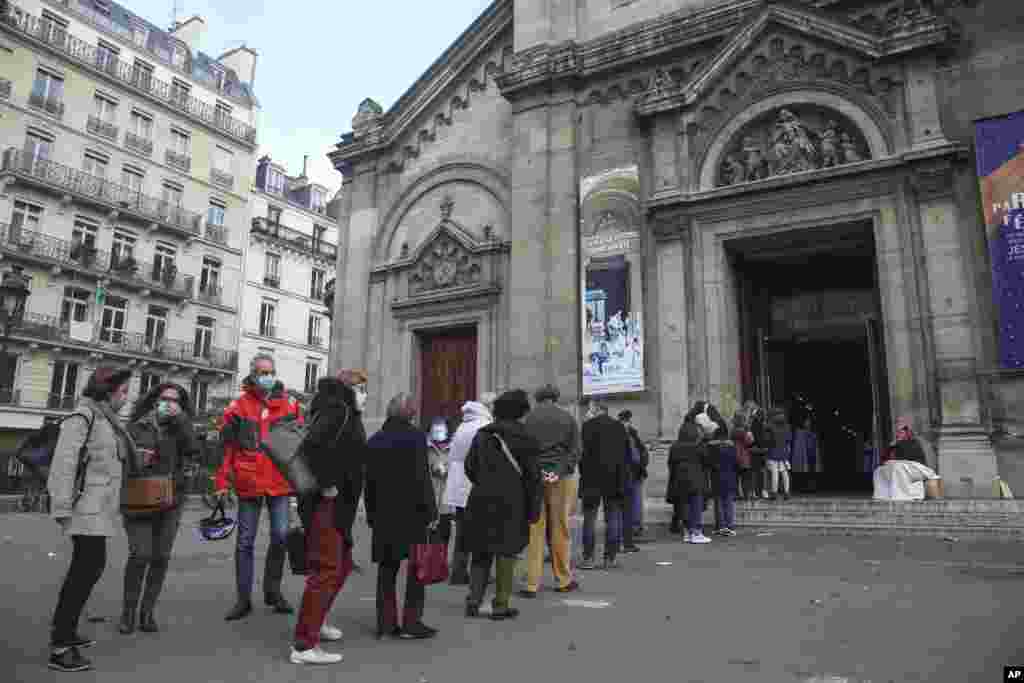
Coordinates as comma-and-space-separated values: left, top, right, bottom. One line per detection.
218, 43, 259, 88
171, 15, 205, 53
302, 155, 309, 178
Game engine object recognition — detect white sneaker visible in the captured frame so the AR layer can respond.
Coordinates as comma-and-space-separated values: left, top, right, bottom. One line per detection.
319, 624, 343, 642
290, 647, 343, 665
689, 533, 712, 544
682, 531, 692, 543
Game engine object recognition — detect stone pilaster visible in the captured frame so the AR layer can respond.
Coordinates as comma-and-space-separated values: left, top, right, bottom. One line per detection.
653, 214, 690, 438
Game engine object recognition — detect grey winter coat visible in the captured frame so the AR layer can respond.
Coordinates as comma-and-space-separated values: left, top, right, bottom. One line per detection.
47, 398, 127, 537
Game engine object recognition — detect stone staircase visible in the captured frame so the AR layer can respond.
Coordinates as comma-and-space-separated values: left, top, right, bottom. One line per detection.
641, 440, 1024, 540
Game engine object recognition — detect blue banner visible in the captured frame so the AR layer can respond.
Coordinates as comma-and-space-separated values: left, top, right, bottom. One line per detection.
975, 112, 1024, 369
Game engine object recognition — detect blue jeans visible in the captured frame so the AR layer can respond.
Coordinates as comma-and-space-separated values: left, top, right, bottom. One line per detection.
716, 492, 735, 530
582, 495, 623, 560
687, 494, 704, 535
236, 495, 290, 600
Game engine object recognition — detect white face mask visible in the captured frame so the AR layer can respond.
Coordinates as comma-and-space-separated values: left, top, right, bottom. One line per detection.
354, 385, 368, 412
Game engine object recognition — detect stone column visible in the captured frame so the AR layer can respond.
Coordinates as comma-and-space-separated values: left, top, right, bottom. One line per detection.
505, 87, 578, 397
654, 216, 689, 438
911, 160, 999, 497
330, 162, 378, 375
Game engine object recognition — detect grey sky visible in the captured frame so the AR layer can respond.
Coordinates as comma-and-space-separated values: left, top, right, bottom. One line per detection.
127, 0, 495, 196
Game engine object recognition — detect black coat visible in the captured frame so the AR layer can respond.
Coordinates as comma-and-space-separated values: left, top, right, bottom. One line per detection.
364, 417, 437, 564
626, 425, 649, 480
299, 377, 366, 539
666, 440, 708, 502
462, 421, 541, 556
580, 415, 630, 501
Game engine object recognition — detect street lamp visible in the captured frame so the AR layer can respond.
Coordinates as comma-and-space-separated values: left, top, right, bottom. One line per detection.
0, 268, 30, 338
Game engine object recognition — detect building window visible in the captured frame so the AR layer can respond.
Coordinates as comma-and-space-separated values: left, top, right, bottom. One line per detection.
171, 78, 190, 106
93, 94, 116, 123
100, 295, 128, 343
170, 128, 190, 156
310, 269, 325, 299
264, 253, 281, 287
313, 225, 326, 250
144, 305, 168, 348
132, 59, 154, 90
23, 131, 52, 170
122, 166, 144, 194
83, 151, 108, 178
140, 372, 161, 395
194, 316, 214, 359
49, 361, 79, 409
190, 378, 209, 413
215, 146, 233, 173
132, 23, 149, 48
211, 68, 226, 91
60, 287, 90, 324
130, 110, 152, 139
267, 206, 282, 226
259, 300, 276, 337
311, 189, 326, 214
162, 182, 184, 207
172, 45, 187, 70
307, 314, 323, 347
267, 169, 285, 195
200, 257, 221, 295
215, 101, 232, 123
111, 231, 137, 270
304, 360, 320, 394
10, 201, 43, 239
96, 40, 118, 72
207, 201, 225, 226
31, 70, 64, 115
40, 10, 69, 44
71, 219, 99, 262
153, 243, 176, 281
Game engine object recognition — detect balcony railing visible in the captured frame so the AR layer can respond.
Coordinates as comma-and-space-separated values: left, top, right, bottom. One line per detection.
9, 312, 238, 371
124, 132, 153, 156
1, 6, 257, 144
251, 217, 338, 260
27, 90, 64, 118
2, 149, 202, 236
107, 254, 195, 299
165, 149, 191, 172
46, 393, 77, 410
259, 325, 277, 338
204, 223, 228, 246
263, 275, 280, 288
210, 168, 233, 189
86, 114, 118, 140
309, 336, 324, 348
197, 283, 223, 305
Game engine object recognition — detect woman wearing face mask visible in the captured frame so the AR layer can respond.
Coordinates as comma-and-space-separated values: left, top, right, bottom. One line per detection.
118, 383, 199, 635
46, 366, 135, 673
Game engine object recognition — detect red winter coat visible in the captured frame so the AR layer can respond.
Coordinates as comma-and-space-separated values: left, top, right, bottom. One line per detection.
215, 382, 301, 498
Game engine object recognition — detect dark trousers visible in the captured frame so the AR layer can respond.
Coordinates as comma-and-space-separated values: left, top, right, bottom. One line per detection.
122, 506, 183, 614
52, 535, 107, 647
581, 495, 623, 561
466, 552, 515, 610
749, 455, 765, 498
716, 492, 735, 530
686, 494, 704, 534
293, 498, 354, 651
376, 560, 425, 632
235, 495, 289, 601
449, 508, 470, 579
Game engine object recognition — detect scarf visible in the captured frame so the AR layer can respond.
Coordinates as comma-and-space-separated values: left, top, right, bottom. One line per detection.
92, 399, 139, 469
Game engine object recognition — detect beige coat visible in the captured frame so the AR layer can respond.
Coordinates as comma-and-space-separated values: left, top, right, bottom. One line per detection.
47, 398, 126, 537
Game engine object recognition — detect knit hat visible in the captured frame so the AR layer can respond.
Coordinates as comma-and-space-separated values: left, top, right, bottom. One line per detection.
493, 389, 531, 421
336, 369, 368, 387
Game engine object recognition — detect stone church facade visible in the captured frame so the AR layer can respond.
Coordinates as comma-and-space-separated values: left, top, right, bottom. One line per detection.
328, 0, 1024, 498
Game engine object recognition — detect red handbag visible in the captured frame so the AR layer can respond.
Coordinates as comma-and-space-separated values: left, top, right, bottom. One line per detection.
412, 530, 449, 585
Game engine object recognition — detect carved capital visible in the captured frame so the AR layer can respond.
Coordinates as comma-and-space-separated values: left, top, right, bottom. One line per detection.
909, 161, 956, 200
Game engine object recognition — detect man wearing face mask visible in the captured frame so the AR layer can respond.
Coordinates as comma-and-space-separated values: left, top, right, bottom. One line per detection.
216, 354, 302, 621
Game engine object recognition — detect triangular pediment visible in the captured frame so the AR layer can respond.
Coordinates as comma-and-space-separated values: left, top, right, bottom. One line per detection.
635, 1, 954, 117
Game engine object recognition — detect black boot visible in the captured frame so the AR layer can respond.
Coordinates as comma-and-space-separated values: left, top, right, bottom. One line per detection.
225, 599, 252, 621
118, 607, 135, 635
138, 610, 159, 633
449, 552, 470, 585
265, 593, 294, 614
139, 559, 168, 631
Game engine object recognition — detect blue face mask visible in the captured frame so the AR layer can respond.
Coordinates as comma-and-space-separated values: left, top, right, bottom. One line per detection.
256, 375, 276, 392
156, 401, 172, 419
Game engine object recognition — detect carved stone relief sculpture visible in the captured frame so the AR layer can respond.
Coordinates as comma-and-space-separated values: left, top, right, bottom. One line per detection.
717, 105, 871, 187
409, 234, 482, 295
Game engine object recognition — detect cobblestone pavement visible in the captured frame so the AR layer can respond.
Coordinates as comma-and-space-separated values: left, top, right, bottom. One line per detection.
2, 507, 1022, 683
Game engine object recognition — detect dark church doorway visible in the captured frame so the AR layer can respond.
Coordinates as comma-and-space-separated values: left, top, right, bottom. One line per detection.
417, 326, 478, 435
731, 221, 891, 496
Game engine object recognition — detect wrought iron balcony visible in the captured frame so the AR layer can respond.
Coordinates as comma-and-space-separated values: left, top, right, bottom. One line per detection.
165, 149, 191, 172
8, 312, 238, 372
263, 274, 280, 288
1, 6, 258, 144
124, 132, 153, 156
309, 336, 324, 348
197, 283, 223, 305
46, 393, 76, 410
258, 325, 277, 338
204, 223, 228, 246
27, 91, 64, 118
2, 149, 202, 237
86, 114, 118, 140
210, 168, 233, 190
106, 254, 195, 300
251, 217, 337, 261
0, 222, 111, 277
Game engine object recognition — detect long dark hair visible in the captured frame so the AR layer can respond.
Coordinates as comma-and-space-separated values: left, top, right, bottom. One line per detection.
130, 382, 194, 423
81, 365, 132, 402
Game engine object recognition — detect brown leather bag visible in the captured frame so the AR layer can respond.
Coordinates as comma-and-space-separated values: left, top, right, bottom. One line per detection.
123, 475, 176, 515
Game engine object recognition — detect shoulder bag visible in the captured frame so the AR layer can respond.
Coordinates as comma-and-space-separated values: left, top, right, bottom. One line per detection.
123, 429, 175, 516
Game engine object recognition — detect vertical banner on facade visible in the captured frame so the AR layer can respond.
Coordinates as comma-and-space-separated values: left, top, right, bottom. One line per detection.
975, 112, 1024, 369
580, 166, 645, 396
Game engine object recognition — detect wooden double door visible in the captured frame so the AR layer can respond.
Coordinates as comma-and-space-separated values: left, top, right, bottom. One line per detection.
419, 326, 478, 433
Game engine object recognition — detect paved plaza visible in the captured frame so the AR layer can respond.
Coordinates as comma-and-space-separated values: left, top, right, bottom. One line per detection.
1, 506, 1022, 683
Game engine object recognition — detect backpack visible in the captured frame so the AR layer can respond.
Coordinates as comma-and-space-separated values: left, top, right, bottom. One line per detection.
14, 412, 95, 507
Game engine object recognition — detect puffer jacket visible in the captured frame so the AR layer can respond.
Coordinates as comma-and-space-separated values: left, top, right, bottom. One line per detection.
215, 379, 301, 499
444, 401, 492, 509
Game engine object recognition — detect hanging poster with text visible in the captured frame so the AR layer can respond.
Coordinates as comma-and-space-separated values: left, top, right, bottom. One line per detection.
580, 166, 645, 396
976, 111, 1024, 369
